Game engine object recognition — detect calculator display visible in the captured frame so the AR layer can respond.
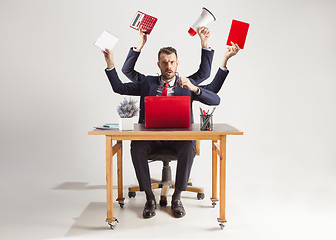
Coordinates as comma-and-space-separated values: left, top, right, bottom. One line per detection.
130, 11, 157, 34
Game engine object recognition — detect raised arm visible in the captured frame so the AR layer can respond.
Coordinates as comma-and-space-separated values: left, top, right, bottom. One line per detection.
187, 27, 214, 84
200, 42, 240, 93
102, 49, 140, 96
121, 26, 147, 83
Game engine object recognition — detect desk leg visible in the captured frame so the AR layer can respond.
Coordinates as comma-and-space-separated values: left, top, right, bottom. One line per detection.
116, 140, 125, 207
105, 136, 117, 228
211, 140, 219, 207
217, 135, 227, 229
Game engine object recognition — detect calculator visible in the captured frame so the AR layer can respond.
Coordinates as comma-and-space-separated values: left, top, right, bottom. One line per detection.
130, 11, 158, 35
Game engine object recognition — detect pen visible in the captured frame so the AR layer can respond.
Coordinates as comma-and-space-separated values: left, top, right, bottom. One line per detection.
209, 107, 216, 116
201, 115, 211, 130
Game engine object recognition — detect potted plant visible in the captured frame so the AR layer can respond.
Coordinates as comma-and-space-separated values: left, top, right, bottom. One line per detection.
117, 98, 139, 130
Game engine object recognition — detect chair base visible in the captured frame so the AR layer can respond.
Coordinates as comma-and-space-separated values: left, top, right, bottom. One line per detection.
128, 179, 204, 207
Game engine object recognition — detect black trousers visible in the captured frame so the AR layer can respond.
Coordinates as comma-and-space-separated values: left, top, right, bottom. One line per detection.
130, 140, 196, 192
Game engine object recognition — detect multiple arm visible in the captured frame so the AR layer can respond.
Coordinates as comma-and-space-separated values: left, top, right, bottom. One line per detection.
199, 42, 240, 93
121, 26, 147, 82
102, 27, 240, 105
186, 48, 214, 84
187, 27, 213, 84
193, 87, 220, 105
177, 77, 220, 105
121, 26, 214, 85
199, 68, 229, 94
102, 49, 140, 96
222, 41, 240, 68
121, 49, 146, 83
105, 68, 140, 96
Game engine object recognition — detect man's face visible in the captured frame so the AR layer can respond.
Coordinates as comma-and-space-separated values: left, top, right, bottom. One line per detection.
157, 53, 179, 81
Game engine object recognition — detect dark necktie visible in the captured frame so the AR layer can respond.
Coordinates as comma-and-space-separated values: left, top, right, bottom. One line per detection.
161, 82, 169, 96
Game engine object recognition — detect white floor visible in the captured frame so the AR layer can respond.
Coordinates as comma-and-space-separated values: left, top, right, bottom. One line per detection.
1, 177, 335, 240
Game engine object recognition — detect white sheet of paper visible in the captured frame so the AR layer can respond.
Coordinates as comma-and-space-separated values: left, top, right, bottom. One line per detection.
94, 30, 119, 51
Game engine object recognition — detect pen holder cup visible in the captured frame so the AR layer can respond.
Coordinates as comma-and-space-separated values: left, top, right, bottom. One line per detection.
200, 114, 213, 131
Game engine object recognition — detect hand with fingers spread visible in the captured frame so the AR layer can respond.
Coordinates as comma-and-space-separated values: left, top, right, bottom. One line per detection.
177, 77, 199, 93
197, 27, 211, 49
102, 48, 114, 69
222, 41, 240, 68
136, 25, 148, 51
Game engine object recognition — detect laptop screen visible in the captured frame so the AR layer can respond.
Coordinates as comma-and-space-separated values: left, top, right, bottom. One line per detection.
145, 96, 191, 128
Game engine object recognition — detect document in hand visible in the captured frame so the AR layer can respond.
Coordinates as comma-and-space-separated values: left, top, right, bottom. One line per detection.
94, 30, 119, 52
226, 19, 250, 49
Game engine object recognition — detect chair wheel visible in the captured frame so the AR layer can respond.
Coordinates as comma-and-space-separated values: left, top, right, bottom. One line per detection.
108, 219, 119, 230
197, 193, 205, 200
119, 202, 125, 208
219, 223, 225, 230
159, 199, 167, 207
128, 192, 136, 198
187, 182, 193, 186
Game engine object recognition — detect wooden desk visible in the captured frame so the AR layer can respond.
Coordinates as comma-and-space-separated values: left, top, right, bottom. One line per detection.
88, 123, 243, 229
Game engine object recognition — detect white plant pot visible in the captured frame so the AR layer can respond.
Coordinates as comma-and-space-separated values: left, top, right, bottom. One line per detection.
119, 117, 134, 131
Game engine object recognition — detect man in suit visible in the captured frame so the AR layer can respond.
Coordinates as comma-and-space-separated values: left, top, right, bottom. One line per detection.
122, 26, 241, 95
122, 26, 213, 87
102, 39, 220, 219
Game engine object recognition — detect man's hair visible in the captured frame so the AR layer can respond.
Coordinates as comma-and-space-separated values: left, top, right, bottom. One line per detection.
158, 47, 178, 61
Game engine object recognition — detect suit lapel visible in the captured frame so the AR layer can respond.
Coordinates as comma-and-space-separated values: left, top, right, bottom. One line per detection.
148, 76, 160, 96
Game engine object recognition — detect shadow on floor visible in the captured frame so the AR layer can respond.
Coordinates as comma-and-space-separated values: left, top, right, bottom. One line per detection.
65, 201, 155, 237
52, 182, 114, 190
65, 202, 109, 236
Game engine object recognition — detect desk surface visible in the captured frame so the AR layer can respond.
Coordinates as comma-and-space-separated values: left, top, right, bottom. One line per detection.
88, 123, 243, 140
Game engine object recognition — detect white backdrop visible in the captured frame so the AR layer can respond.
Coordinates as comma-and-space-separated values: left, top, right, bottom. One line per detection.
1, 0, 336, 239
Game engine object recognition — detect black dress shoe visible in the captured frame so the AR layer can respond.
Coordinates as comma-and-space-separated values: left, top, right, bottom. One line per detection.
143, 200, 157, 219
171, 199, 186, 218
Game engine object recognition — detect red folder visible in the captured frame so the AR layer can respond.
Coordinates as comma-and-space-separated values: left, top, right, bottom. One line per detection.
226, 19, 250, 49
145, 96, 191, 128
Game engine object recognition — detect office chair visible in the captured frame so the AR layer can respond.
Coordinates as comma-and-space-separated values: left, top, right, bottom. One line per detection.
128, 140, 205, 207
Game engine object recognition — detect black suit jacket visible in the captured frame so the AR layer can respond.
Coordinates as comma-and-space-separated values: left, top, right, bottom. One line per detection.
106, 48, 225, 124
122, 48, 214, 84
121, 48, 230, 94
105, 68, 220, 123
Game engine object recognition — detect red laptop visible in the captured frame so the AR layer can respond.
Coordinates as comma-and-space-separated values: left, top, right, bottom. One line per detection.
145, 96, 191, 128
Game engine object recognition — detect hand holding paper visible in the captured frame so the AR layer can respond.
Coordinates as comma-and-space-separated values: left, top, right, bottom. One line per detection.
225, 42, 240, 58
221, 42, 240, 68
226, 19, 249, 49
102, 48, 114, 69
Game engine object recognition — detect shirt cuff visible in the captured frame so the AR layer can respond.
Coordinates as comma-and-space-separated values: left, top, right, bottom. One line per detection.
202, 47, 212, 51
195, 87, 201, 95
219, 66, 228, 71
132, 47, 140, 52
106, 67, 115, 71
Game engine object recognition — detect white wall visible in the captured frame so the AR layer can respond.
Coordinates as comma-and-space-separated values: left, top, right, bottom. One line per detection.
1, 0, 336, 237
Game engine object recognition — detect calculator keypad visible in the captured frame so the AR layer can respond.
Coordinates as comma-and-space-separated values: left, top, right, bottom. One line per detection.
130, 11, 157, 35
141, 15, 157, 34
